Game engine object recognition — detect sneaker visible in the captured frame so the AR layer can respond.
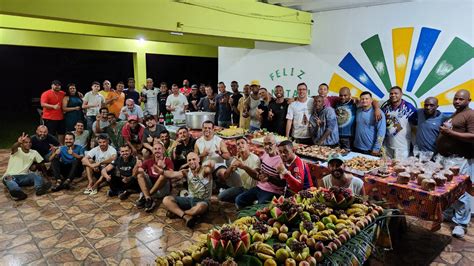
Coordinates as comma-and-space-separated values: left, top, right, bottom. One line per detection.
83, 188, 92, 195
452, 225, 466, 238
36, 182, 52, 196
136, 194, 146, 209
62, 179, 71, 190
51, 181, 63, 192
118, 191, 130, 201
144, 198, 156, 213
10, 190, 27, 201
107, 190, 119, 197
89, 189, 98, 196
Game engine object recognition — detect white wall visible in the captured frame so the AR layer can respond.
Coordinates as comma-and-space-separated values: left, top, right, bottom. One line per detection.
218, 0, 474, 111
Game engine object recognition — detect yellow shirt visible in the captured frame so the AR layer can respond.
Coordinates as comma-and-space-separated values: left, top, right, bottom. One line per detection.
99, 90, 110, 99
106, 91, 125, 118
3, 149, 43, 177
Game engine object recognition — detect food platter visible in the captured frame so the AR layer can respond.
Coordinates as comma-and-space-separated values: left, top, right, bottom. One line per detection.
251, 134, 289, 145
216, 127, 247, 139
320, 152, 383, 176
295, 144, 349, 161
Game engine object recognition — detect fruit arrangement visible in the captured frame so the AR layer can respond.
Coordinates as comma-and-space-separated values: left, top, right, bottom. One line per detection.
295, 145, 349, 161
156, 187, 384, 265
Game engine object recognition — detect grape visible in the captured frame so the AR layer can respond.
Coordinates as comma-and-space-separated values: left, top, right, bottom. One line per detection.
220, 226, 241, 244
290, 240, 307, 253
302, 220, 314, 231
202, 257, 221, 266
298, 190, 313, 199
310, 214, 320, 222
252, 220, 269, 234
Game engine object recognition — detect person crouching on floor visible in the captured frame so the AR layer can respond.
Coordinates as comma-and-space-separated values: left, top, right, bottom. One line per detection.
162, 152, 213, 228
3, 133, 51, 200
135, 141, 174, 212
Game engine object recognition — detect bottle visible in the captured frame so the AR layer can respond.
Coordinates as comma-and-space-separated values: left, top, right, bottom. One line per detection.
159, 113, 165, 125
169, 112, 174, 125
165, 113, 170, 125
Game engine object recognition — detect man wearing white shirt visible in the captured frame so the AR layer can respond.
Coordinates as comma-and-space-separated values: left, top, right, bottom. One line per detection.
286, 83, 314, 145
166, 84, 188, 122
82, 81, 105, 131
141, 78, 159, 120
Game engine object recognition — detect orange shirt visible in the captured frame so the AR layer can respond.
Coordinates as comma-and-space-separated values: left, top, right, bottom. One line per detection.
106, 90, 125, 117
41, 89, 65, 120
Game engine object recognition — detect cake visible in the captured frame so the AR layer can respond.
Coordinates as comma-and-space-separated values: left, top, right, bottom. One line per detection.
421, 178, 436, 191
417, 174, 430, 186
449, 166, 460, 176
409, 169, 421, 180
443, 169, 454, 182
433, 174, 447, 186
394, 165, 406, 174
397, 172, 411, 184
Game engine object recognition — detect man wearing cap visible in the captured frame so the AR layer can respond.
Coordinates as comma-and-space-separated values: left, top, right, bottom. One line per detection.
180, 79, 192, 96
141, 78, 159, 120
40, 80, 66, 144
121, 115, 145, 155
322, 154, 365, 196
187, 84, 201, 112
286, 82, 314, 145
244, 80, 262, 131
237, 84, 251, 129
119, 99, 144, 123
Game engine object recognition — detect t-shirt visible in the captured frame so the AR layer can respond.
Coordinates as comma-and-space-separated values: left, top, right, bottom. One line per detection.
106, 91, 125, 118
111, 156, 137, 177
186, 167, 211, 200
41, 89, 65, 120
187, 94, 201, 112
226, 153, 261, 189
415, 110, 448, 153
257, 152, 284, 194
436, 108, 474, 159
3, 149, 43, 177
166, 93, 188, 120
99, 90, 110, 99
119, 105, 144, 121
249, 96, 261, 129
158, 92, 169, 116
268, 99, 289, 136
105, 121, 126, 148
258, 100, 270, 130
281, 156, 313, 193
124, 89, 140, 105
180, 87, 192, 96
335, 100, 357, 137
83, 92, 105, 116
286, 98, 314, 139
197, 96, 216, 112
354, 107, 386, 152
121, 123, 145, 144
92, 119, 110, 134
86, 145, 117, 163
195, 135, 224, 165
31, 134, 60, 158
215, 92, 233, 122
141, 157, 174, 182
142, 87, 159, 115
324, 96, 339, 108
58, 145, 85, 164
74, 130, 90, 148
322, 174, 364, 196
142, 125, 166, 144
381, 100, 417, 152
174, 137, 197, 167
309, 106, 339, 146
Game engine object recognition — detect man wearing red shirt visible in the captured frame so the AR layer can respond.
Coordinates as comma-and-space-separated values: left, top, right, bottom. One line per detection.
276, 140, 313, 195
40, 80, 66, 143
180, 79, 192, 96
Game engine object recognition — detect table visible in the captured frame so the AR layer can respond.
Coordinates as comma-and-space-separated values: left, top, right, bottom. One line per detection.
364, 174, 472, 231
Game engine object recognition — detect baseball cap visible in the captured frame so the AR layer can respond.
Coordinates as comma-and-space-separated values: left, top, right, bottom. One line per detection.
250, 80, 260, 86
191, 84, 198, 89
51, 80, 62, 86
327, 153, 344, 164
127, 115, 138, 122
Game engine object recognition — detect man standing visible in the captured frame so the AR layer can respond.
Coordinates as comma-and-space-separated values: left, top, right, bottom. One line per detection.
286, 83, 314, 144
82, 81, 105, 131
310, 96, 339, 146
229, 81, 243, 126
162, 152, 213, 228
276, 140, 313, 195
158, 82, 169, 117
381, 86, 417, 158
31, 125, 60, 161
335, 87, 358, 150
100, 80, 112, 99
3, 133, 51, 200
437, 89, 474, 238
318, 83, 339, 108
257, 88, 271, 130
197, 85, 217, 112
106, 81, 126, 118
50, 132, 85, 191
141, 78, 159, 120
235, 134, 285, 209
172, 126, 197, 170
215, 82, 232, 128
246, 80, 262, 131
268, 85, 289, 136
166, 84, 188, 122
238, 84, 251, 129
121, 115, 145, 155
124, 77, 140, 105
180, 79, 192, 96
353, 92, 386, 156
321, 154, 365, 196
40, 80, 65, 143
187, 85, 201, 112
119, 99, 144, 122
414, 97, 448, 153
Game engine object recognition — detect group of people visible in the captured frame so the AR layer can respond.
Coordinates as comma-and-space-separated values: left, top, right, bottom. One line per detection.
2, 78, 473, 236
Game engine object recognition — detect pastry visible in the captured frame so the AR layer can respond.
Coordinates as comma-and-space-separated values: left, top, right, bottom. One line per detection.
409, 169, 421, 180
421, 178, 436, 191
433, 174, 447, 186
397, 172, 411, 184
344, 156, 383, 172
417, 174, 430, 186
442, 169, 454, 182
394, 165, 405, 174
449, 166, 460, 176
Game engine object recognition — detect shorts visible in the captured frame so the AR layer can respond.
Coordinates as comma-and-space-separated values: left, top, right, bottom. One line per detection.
175, 196, 209, 210
212, 164, 227, 180
43, 119, 65, 135
144, 173, 171, 198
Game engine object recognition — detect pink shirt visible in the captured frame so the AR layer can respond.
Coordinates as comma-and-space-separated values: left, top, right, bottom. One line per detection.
324, 96, 339, 108
257, 152, 284, 194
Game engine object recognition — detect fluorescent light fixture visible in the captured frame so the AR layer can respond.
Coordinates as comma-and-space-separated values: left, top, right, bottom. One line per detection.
170, 32, 184, 36
138, 37, 146, 44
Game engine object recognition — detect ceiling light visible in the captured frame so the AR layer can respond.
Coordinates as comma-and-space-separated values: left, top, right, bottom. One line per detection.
170, 32, 184, 36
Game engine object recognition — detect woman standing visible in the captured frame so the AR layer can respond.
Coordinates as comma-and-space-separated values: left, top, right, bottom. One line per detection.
62, 83, 84, 132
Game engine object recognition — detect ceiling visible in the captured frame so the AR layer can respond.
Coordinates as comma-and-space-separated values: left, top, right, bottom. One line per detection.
263, 0, 414, 13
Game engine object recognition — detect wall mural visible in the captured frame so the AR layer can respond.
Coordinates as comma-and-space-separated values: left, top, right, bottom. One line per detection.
328, 27, 474, 109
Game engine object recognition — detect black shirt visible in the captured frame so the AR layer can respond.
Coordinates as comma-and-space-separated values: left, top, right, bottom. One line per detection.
258, 100, 270, 131
268, 99, 289, 136
187, 94, 201, 112
124, 89, 140, 105
112, 156, 137, 177
31, 134, 60, 158
158, 92, 169, 116
142, 125, 166, 144
174, 137, 197, 169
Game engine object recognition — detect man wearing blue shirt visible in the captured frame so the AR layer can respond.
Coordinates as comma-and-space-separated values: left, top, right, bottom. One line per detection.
50, 132, 85, 191
310, 96, 339, 146
413, 97, 448, 153
335, 87, 358, 150
353, 92, 386, 156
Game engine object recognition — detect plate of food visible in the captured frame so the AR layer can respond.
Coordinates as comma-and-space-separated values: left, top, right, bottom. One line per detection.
216, 126, 247, 139
295, 145, 349, 161
251, 134, 288, 145
343, 155, 383, 176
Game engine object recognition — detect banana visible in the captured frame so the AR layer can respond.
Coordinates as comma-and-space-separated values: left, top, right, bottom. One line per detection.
351, 204, 369, 212
313, 234, 329, 241
257, 252, 274, 260
259, 247, 275, 256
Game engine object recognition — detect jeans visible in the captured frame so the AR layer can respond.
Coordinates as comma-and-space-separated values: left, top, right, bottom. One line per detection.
109, 175, 139, 194
51, 158, 82, 181
235, 186, 278, 209
3, 173, 44, 193
218, 187, 246, 203
85, 116, 96, 132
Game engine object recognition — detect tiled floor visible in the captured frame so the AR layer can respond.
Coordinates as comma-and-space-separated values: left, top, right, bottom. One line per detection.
0, 149, 473, 265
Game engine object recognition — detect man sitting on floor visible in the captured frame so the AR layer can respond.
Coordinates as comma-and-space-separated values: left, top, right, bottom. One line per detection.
162, 152, 213, 228
3, 133, 51, 200
31, 125, 60, 161
321, 153, 365, 196
50, 132, 85, 192
276, 140, 313, 195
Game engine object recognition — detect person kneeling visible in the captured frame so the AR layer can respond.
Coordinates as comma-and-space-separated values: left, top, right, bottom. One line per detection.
50, 132, 85, 191
162, 152, 213, 228
136, 142, 174, 212
101, 144, 140, 200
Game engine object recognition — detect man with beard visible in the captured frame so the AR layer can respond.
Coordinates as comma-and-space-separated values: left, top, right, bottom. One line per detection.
31, 125, 60, 161
101, 144, 140, 200
73, 121, 90, 149
197, 85, 217, 112
50, 132, 85, 191
381, 86, 417, 158
136, 142, 174, 212
158, 130, 175, 157
166, 84, 188, 122
180, 79, 192, 96
267, 85, 289, 136
41, 80, 66, 144
82, 81, 105, 131
229, 81, 243, 126
124, 77, 140, 105
237, 84, 251, 129
256, 88, 271, 130
119, 99, 144, 122
235, 134, 285, 209
141, 78, 159, 120
82, 135, 117, 195
162, 152, 213, 228
121, 115, 145, 155
198, 83, 207, 98
172, 126, 197, 170
286, 83, 314, 144
276, 140, 313, 195
104, 113, 126, 148
413, 97, 448, 153
310, 96, 339, 146
215, 82, 232, 128
245, 80, 262, 131
218, 137, 260, 203
437, 90, 474, 238
318, 83, 339, 108
3, 133, 51, 200
92, 107, 110, 137
187, 85, 201, 112
158, 82, 169, 117
322, 154, 364, 196
105, 81, 126, 118
142, 115, 166, 159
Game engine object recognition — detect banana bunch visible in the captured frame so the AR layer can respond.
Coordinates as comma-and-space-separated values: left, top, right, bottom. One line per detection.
232, 216, 255, 230
156, 250, 194, 266
249, 242, 275, 261
346, 204, 369, 217
312, 229, 338, 241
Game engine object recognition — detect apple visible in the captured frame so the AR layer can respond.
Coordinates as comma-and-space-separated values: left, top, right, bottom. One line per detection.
306, 256, 317, 266
279, 232, 289, 242
298, 261, 310, 266
268, 218, 276, 226
315, 241, 324, 251
280, 224, 289, 233
313, 251, 324, 262
260, 213, 268, 221
285, 258, 297, 266
333, 239, 342, 249
256, 210, 262, 217
338, 234, 347, 244
292, 231, 301, 239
